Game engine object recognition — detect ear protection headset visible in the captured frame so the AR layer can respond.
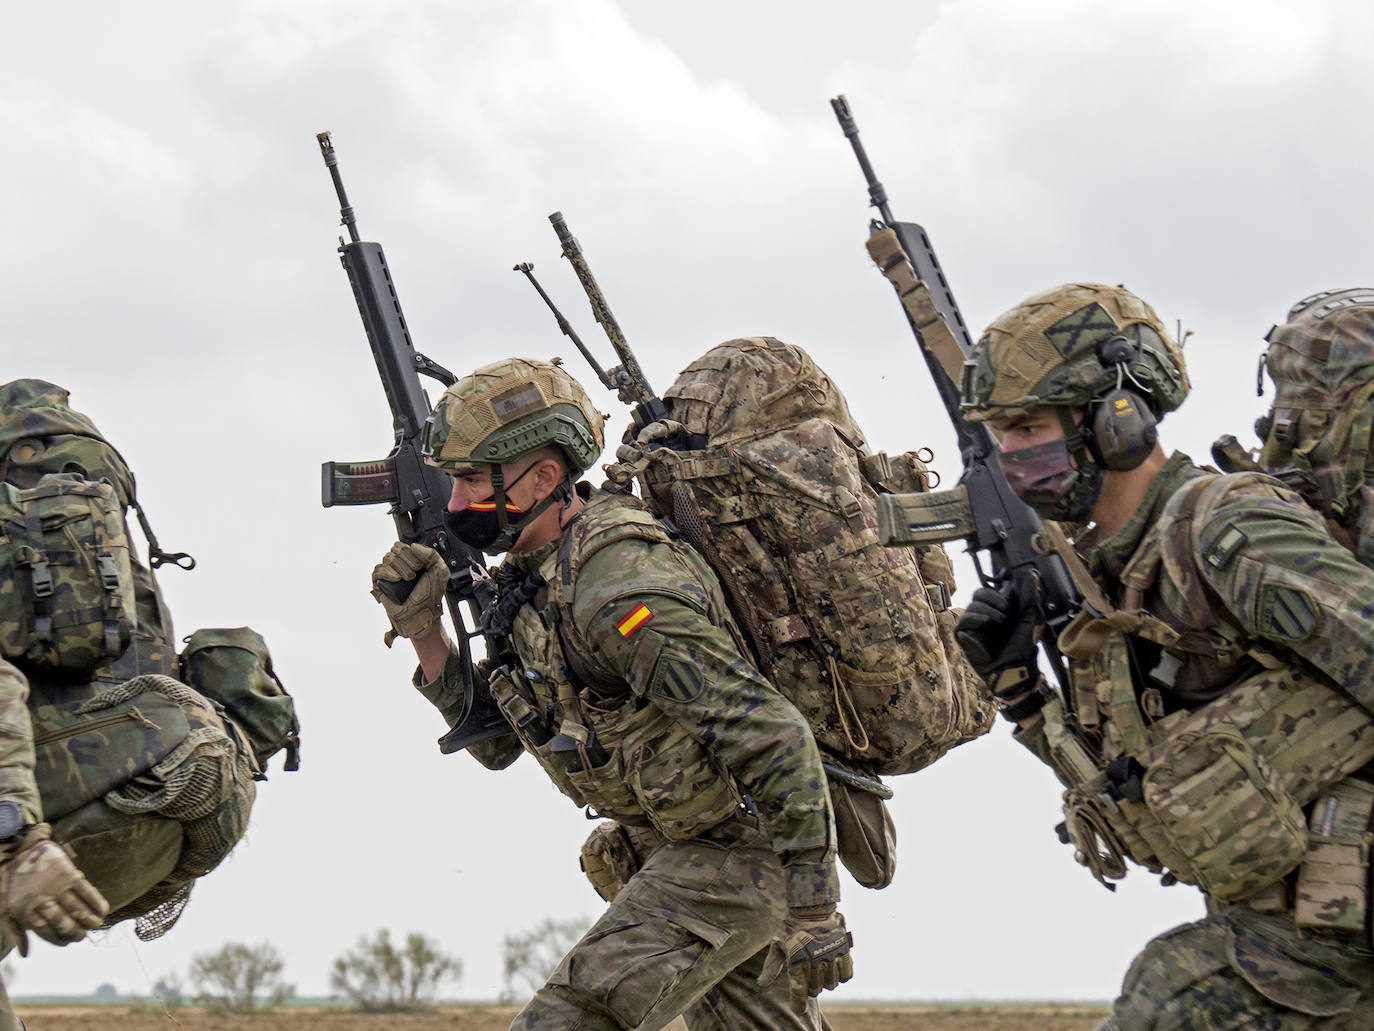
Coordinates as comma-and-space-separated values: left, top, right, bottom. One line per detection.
1085, 335, 1159, 471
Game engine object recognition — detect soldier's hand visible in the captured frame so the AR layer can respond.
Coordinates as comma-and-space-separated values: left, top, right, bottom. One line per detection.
759, 904, 854, 1014
370, 542, 448, 645
954, 566, 1040, 699
0, 824, 108, 954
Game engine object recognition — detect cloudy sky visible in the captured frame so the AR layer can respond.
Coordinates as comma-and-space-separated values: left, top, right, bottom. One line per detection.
4, 0, 1373, 1005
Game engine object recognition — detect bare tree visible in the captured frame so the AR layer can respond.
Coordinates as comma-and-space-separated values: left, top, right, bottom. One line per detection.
188, 941, 294, 1012
330, 929, 462, 1012
501, 917, 588, 1004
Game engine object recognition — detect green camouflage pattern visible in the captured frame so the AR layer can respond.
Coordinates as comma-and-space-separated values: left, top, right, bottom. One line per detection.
180, 627, 300, 774
1256, 288, 1374, 565
1102, 904, 1374, 1029
28, 684, 195, 822
961, 282, 1188, 422
516, 816, 827, 1031
618, 337, 992, 778
0, 475, 136, 674
0, 379, 136, 508
421, 357, 605, 474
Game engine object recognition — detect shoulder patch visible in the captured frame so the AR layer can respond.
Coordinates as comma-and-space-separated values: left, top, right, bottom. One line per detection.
1203, 525, 1249, 571
1256, 583, 1320, 641
651, 653, 704, 704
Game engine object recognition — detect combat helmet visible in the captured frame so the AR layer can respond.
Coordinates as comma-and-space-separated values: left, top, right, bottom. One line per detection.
1253, 290, 1374, 555
422, 356, 605, 474
963, 282, 1188, 423
421, 357, 606, 554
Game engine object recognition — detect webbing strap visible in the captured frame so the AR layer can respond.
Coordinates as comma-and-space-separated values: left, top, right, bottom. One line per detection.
866, 228, 966, 383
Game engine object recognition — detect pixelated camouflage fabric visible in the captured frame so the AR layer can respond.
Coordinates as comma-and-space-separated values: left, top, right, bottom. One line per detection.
636, 336, 992, 775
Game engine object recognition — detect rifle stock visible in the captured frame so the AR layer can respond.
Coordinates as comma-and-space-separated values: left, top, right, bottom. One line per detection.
316, 131, 508, 753
830, 96, 1080, 689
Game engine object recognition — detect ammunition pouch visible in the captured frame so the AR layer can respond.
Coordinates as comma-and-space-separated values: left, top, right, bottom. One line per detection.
579, 820, 666, 902
1048, 665, 1374, 905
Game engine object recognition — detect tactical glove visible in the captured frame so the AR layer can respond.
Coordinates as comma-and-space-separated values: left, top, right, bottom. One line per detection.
370, 542, 448, 645
759, 904, 854, 1015
0, 823, 108, 955
954, 567, 1041, 699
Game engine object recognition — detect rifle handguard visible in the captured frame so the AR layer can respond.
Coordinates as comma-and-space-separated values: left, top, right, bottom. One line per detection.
875, 484, 974, 546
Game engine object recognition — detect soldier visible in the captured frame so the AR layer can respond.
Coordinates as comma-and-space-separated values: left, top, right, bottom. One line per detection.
371, 357, 852, 1031
954, 283, 1374, 1028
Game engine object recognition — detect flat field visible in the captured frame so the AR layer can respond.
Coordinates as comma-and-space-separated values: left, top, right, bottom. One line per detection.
14, 1003, 1110, 1030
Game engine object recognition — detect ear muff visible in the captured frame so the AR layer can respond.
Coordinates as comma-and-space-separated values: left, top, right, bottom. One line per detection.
1088, 387, 1159, 470
1084, 335, 1159, 471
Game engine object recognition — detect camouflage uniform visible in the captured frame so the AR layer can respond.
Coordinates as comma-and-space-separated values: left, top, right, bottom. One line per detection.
958, 286, 1374, 1029
417, 487, 839, 1031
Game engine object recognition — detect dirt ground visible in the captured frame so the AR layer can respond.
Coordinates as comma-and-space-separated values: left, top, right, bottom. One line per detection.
14, 1003, 1110, 1030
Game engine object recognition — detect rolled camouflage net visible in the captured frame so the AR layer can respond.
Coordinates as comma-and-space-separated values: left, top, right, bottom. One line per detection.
81, 675, 255, 938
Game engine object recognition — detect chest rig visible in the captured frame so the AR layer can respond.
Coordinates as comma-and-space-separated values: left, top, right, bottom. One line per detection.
1038, 476, 1374, 934
484, 496, 742, 840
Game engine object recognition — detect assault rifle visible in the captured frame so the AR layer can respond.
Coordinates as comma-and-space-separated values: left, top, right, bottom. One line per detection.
829, 95, 1079, 689
316, 131, 508, 752
514, 212, 704, 450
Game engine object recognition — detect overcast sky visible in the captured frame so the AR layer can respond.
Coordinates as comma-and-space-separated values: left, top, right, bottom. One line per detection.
3, 0, 1373, 1005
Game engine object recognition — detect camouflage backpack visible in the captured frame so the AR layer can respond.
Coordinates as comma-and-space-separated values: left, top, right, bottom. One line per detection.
1216, 288, 1374, 564
0, 380, 299, 938
610, 338, 994, 778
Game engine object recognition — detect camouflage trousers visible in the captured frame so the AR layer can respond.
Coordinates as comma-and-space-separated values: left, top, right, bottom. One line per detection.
513, 814, 828, 1031
1102, 902, 1374, 1030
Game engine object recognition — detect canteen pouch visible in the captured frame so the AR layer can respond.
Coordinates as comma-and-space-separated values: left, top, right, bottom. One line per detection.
180, 626, 300, 774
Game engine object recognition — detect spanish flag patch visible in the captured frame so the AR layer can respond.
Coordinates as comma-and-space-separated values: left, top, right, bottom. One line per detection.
616, 603, 653, 637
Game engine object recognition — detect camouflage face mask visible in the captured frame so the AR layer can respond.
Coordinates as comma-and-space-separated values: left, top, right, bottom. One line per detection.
999, 438, 1103, 523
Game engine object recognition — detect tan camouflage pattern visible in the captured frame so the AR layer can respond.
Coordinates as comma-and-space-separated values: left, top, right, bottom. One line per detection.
1258, 288, 1374, 565
0, 476, 136, 674
515, 815, 827, 1031
422, 356, 606, 474
962, 282, 1188, 421
1102, 904, 1374, 1029
0, 659, 38, 824
0, 822, 108, 948
621, 337, 992, 777
1013, 451, 1374, 1022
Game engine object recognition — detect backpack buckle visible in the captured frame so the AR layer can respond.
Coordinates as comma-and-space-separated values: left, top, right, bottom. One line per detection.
97, 551, 121, 592
30, 559, 53, 599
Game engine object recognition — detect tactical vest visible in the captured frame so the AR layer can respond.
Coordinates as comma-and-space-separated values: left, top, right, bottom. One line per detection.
1042, 472, 1374, 932
486, 493, 743, 841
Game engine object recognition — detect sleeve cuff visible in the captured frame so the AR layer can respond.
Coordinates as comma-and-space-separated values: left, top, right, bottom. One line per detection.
412, 640, 468, 724
785, 860, 842, 908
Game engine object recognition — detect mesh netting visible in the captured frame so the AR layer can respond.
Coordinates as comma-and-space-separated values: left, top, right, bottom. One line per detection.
84, 673, 256, 936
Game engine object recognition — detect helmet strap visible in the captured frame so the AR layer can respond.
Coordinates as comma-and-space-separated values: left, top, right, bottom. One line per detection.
489, 460, 568, 549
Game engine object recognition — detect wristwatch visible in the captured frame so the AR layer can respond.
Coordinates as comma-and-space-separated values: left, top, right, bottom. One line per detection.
0, 801, 29, 846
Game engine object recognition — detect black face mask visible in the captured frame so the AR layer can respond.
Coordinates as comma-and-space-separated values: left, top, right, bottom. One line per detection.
445, 462, 539, 555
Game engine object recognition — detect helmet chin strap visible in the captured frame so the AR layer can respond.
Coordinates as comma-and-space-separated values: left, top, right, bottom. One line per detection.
489, 460, 569, 546
1056, 407, 1095, 472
